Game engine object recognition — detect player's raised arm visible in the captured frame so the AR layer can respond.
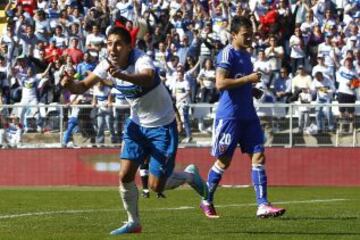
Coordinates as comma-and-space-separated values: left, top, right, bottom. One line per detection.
61, 71, 102, 94
216, 67, 261, 91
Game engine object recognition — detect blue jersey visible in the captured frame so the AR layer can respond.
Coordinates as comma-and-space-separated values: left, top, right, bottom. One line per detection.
215, 45, 258, 120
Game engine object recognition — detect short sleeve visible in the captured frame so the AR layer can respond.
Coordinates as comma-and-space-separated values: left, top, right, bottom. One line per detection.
93, 60, 110, 80
135, 55, 155, 73
216, 48, 232, 71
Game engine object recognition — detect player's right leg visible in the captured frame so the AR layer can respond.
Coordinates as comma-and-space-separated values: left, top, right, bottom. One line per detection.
200, 118, 239, 218
110, 159, 142, 235
110, 119, 145, 235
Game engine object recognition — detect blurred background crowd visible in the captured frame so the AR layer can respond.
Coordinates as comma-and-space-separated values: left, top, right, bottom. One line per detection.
0, 0, 359, 147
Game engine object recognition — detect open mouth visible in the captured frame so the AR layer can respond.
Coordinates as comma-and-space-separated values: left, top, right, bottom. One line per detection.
108, 55, 119, 64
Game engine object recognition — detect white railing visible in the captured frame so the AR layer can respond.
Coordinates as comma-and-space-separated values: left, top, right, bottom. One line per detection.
0, 102, 359, 148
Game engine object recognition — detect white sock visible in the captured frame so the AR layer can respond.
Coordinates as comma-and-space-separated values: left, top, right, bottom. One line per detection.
119, 181, 140, 224
139, 169, 148, 177
164, 171, 193, 190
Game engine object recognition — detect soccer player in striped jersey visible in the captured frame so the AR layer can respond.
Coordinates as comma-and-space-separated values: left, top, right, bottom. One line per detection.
200, 16, 286, 219
61, 26, 208, 235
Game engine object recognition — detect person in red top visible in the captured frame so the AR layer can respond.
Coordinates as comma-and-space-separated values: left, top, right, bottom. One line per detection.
115, 18, 139, 48
62, 37, 84, 65
17, 0, 37, 16
44, 39, 63, 63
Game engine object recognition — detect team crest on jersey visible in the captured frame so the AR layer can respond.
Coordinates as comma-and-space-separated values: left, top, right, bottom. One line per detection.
218, 144, 228, 154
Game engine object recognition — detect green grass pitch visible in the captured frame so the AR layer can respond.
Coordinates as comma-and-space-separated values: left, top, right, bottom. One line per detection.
0, 187, 359, 240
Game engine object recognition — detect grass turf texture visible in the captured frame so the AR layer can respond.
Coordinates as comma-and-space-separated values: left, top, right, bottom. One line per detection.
0, 187, 359, 240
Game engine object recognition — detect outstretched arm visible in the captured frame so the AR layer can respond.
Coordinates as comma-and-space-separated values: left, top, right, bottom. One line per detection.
61, 72, 102, 94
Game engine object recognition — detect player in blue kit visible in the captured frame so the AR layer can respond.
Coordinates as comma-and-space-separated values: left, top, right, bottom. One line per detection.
200, 16, 286, 219
61, 26, 208, 235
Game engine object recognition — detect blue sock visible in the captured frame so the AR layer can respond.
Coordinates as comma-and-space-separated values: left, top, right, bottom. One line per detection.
206, 163, 224, 203
252, 164, 268, 206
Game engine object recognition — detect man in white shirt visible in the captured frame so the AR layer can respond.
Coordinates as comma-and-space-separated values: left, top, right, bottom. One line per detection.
61, 26, 208, 236
311, 71, 336, 131
254, 49, 271, 88
312, 53, 334, 82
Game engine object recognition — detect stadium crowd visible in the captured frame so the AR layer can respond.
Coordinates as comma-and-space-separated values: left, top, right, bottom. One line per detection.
0, 0, 359, 147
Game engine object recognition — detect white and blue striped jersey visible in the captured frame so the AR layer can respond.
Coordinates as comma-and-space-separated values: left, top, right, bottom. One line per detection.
93, 49, 175, 128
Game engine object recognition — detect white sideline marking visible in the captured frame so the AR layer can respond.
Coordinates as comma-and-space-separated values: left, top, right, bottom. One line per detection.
0, 199, 348, 220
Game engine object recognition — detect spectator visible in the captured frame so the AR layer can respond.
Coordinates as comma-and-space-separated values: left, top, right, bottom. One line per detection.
318, 33, 337, 79
17, 21, 40, 56
274, 66, 292, 103
336, 57, 359, 121
253, 49, 271, 88
76, 51, 96, 81
308, 24, 325, 65
92, 81, 116, 145
173, 64, 192, 143
63, 37, 84, 65
177, 35, 191, 66
44, 39, 63, 63
34, 9, 51, 42
12, 56, 52, 132
49, 25, 68, 49
294, 0, 311, 25
297, 87, 312, 133
0, 56, 11, 104
109, 87, 130, 143
289, 26, 306, 76
63, 94, 83, 147
0, 23, 19, 63
0, 114, 22, 148
85, 24, 106, 50
312, 53, 334, 82
301, 10, 319, 46
46, 0, 61, 30
184, 56, 201, 103
265, 35, 285, 87
311, 71, 336, 132
197, 58, 217, 103
291, 64, 312, 94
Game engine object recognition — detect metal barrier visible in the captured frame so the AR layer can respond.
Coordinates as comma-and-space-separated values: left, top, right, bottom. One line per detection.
0, 102, 359, 148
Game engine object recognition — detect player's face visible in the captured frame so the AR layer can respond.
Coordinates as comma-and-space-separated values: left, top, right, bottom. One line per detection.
107, 33, 132, 67
232, 26, 253, 50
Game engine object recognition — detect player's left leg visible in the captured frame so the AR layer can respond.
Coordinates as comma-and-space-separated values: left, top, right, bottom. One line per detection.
139, 161, 150, 198
147, 120, 207, 198
250, 152, 286, 218
242, 119, 285, 218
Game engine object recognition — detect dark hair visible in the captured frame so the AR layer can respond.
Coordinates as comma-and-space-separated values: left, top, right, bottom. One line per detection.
230, 16, 252, 34
107, 26, 132, 45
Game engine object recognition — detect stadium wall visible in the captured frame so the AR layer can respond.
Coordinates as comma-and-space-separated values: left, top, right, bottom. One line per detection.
0, 148, 359, 186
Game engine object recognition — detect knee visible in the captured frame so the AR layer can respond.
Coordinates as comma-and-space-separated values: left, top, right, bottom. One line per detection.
252, 153, 266, 165
119, 171, 134, 184
216, 157, 231, 170
148, 177, 165, 193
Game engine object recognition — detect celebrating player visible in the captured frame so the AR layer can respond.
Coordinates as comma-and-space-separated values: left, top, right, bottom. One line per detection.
199, 16, 286, 219
61, 26, 208, 235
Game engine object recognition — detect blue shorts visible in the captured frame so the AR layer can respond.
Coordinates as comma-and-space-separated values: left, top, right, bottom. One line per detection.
211, 118, 264, 158
120, 119, 178, 178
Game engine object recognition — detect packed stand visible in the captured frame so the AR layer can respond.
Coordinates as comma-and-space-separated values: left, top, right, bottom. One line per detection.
0, 0, 359, 147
